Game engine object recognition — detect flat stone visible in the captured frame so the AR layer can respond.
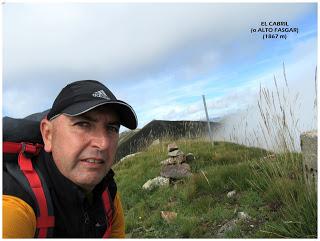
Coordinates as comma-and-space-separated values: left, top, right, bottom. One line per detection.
167, 142, 179, 152
160, 163, 191, 179
237, 211, 250, 220
168, 149, 184, 157
161, 155, 185, 165
160, 158, 176, 165
142, 176, 170, 191
173, 155, 186, 164
227, 190, 237, 198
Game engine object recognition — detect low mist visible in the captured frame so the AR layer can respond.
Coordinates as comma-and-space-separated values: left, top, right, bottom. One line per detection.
213, 65, 317, 152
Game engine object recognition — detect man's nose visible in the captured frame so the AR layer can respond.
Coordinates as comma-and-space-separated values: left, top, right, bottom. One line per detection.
91, 131, 109, 150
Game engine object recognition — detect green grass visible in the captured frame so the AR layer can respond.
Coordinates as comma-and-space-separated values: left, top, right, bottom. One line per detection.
113, 138, 317, 238
113, 65, 317, 238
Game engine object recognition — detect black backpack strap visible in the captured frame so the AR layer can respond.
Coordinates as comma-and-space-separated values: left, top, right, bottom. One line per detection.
32, 164, 55, 237
101, 187, 114, 238
3, 170, 35, 208
100, 169, 117, 238
105, 169, 117, 201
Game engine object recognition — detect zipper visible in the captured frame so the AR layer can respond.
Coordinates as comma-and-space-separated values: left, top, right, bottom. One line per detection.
84, 211, 90, 224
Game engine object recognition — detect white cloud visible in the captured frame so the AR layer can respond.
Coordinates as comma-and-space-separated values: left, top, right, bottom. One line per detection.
3, 2, 316, 129
4, 3, 313, 83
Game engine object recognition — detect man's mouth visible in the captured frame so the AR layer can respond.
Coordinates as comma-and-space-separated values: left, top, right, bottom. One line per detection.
81, 158, 105, 164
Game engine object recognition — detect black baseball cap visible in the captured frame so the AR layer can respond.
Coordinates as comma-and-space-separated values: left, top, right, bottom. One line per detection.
47, 80, 138, 130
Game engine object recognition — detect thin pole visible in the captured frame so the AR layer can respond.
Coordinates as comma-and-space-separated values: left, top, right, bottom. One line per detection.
202, 95, 214, 146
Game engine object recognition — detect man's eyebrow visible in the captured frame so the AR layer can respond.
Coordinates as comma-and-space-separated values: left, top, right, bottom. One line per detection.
108, 121, 121, 126
71, 114, 120, 126
71, 114, 98, 122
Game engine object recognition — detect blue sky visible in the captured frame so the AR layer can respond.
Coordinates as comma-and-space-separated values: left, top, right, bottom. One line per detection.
3, 2, 318, 135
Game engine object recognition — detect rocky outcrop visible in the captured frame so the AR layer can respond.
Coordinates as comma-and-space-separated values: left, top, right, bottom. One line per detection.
118, 152, 142, 164
300, 130, 317, 188
215, 211, 251, 238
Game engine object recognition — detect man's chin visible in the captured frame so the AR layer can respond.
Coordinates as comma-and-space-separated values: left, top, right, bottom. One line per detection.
76, 177, 105, 192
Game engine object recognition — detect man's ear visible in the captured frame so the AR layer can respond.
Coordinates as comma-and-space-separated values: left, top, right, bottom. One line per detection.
40, 118, 53, 152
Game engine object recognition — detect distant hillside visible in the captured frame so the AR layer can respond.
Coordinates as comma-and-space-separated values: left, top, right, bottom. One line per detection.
115, 120, 221, 161
119, 129, 141, 145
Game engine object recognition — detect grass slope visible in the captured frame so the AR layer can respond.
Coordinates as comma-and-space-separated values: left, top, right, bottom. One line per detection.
113, 139, 317, 238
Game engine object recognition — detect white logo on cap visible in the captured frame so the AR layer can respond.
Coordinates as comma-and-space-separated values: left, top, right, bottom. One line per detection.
92, 90, 110, 100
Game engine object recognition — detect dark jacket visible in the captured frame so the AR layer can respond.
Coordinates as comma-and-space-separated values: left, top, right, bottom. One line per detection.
3, 149, 117, 238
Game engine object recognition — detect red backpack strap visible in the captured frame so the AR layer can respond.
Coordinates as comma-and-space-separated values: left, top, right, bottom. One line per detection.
102, 188, 114, 238
3, 142, 43, 155
4, 142, 55, 238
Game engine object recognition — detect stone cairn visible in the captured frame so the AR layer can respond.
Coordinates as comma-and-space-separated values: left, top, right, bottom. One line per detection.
142, 142, 195, 223
142, 142, 194, 191
160, 142, 193, 180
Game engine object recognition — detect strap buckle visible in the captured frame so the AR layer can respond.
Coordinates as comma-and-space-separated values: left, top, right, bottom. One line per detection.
21, 142, 27, 153
20, 142, 43, 155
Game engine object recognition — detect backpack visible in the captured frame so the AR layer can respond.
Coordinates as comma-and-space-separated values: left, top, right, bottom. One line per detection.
3, 113, 114, 238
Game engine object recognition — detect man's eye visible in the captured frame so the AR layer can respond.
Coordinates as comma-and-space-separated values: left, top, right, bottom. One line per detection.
107, 125, 120, 133
74, 121, 91, 128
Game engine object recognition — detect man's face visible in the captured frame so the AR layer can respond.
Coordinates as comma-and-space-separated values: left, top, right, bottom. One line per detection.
41, 107, 120, 192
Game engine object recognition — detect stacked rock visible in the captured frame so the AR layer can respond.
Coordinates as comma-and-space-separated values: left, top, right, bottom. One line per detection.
160, 142, 192, 179
142, 142, 194, 191
160, 142, 186, 165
